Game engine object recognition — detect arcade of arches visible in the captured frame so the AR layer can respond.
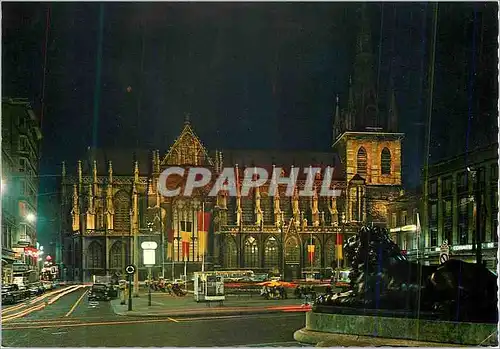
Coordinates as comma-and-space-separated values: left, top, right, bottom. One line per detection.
219, 233, 342, 277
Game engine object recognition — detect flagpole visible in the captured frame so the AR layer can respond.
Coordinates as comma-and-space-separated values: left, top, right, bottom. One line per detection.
184, 257, 187, 291
202, 201, 205, 273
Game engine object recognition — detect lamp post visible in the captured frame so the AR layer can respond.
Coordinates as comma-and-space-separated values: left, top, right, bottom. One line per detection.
141, 241, 157, 307
280, 218, 285, 281
468, 168, 482, 265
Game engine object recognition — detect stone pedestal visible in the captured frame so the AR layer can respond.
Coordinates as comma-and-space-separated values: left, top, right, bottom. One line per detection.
294, 311, 498, 346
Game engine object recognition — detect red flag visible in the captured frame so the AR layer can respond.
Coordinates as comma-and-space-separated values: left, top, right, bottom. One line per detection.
336, 233, 343, 245
307, 244, 315, 263
181, 221, 191, 260
182, 241, 189, 260
167, 228, 174, 243
197, 211, 211, 254
336, 233, 343, 260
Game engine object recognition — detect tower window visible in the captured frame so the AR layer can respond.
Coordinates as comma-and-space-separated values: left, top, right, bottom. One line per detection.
381, 148, 391, 175
357, 147, 367, 177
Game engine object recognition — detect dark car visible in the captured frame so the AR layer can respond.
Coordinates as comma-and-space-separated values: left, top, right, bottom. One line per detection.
28, 283, 45, 297
88, 283, 110, 302
2, 284, 25, 304
106, 284, 118, 299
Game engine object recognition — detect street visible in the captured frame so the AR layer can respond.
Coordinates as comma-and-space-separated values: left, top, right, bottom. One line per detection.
2, 287, 308, 347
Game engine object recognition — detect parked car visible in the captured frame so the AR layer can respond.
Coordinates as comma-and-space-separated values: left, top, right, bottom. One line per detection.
17, 284, 31, 299
106, 284, 118, 299
88, 283, 110, 302
2, 284, 26, 304
28, 283, 45, 297
42, 281, 54, 291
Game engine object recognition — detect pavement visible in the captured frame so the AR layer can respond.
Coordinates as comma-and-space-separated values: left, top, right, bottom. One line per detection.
2, 287, 308, 347
111, 290, 313, 317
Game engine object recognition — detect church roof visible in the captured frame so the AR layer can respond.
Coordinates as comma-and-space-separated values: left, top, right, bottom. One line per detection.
80, 148, 152, 176
218, 149, 345, 180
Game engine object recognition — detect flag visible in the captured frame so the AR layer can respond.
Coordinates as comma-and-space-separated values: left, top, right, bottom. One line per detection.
167, 228, 174, 243
197, 210, 211, 255
181, 222, 191, 260
336, 233, 343, 260
307, 244, 315, 263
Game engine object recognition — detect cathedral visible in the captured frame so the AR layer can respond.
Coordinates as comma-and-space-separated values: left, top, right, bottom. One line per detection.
60, 5, 404, 282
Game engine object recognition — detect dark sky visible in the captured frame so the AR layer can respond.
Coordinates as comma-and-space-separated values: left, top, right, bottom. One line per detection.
2, 2, 497, 247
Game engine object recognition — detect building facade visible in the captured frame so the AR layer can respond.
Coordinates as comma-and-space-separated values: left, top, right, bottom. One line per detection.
386, 189, 421, 257
421, 143, 498, 269
2, 98, 43, 283
59, 4, 405, 282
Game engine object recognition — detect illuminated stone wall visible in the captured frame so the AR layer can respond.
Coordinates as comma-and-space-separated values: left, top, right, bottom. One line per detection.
343, 134, 402, 185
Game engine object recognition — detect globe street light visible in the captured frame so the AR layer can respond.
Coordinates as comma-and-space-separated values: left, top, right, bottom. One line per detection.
26, 213, 36, 222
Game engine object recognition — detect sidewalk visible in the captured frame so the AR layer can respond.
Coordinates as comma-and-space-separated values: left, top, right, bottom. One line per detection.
111, 291, 311, 318
293, 329, 465, 347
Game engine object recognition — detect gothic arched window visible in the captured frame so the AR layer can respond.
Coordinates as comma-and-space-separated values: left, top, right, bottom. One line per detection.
381, 147, 391, 175
285, 236, 300, 263
324, 238, 336, 269
87, 241, 103, 269
109, 241, 127, 269
224, 236, 238, 268
357, 147, 367, 177
264, 236, 279, 268
114, 191, 130, 233
244, 236, 259, 268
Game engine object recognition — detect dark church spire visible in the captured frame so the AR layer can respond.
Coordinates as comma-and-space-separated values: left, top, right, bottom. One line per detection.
333, 94, 341, 141
350, 3, 380, 130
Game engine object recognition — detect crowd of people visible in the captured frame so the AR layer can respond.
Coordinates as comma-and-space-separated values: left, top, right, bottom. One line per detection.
145, 279, 187, 296
260, 285, 288, 299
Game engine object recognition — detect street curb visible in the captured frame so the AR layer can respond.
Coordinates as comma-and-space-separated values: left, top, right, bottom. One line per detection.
293, 328, 466, 347
112, 308, 296, 318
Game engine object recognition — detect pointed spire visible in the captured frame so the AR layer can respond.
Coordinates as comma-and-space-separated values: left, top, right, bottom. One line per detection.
108, 161, 113, 183
93, 160, 97, 183
351, 3, 378, 129
388, 89, 398, 132
134, 161, 139, 183
77, 160, 82, 185
333, 94, 341, 140
88, 184, 94, 211
184, 113, 191, 125
155, 150, 160, 173
152, 150, 157, 174
215, 149, 220, 172
62, 161, 66, 179
346, 76, 354, 130
356, 3, 373, 56
72, 184, 78, 209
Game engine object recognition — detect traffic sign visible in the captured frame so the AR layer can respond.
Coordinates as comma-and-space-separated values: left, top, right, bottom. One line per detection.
141, 241, 158, 250
440, 253, 449, 264
125, 264, 136, 275
439, 241, 450, 264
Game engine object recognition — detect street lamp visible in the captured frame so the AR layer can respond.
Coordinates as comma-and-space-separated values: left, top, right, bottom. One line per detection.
468, 167, 483, 265
26, 213, 36, 223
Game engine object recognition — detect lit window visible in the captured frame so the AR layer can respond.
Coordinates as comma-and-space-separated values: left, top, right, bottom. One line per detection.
357, 147, 367, 177
381, 148, 391, 175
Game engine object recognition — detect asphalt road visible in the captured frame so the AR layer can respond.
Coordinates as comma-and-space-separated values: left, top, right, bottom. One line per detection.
2, 287, 308, 347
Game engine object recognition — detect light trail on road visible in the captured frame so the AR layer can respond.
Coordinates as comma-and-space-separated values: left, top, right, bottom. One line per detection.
65, 290, 88, 317
2, 311, 303, 330
2, 285, 88, 323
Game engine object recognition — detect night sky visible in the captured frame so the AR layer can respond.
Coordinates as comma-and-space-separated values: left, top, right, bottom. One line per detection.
2, 2, 498, 248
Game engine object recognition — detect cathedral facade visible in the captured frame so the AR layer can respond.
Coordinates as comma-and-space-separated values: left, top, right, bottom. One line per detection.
59, 4, 404, 282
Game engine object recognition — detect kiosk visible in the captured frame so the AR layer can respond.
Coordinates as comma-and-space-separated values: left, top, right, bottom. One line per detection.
194, 271, 225, 304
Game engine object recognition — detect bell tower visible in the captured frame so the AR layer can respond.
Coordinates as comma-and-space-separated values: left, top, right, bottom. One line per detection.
332, 4, 404, 225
